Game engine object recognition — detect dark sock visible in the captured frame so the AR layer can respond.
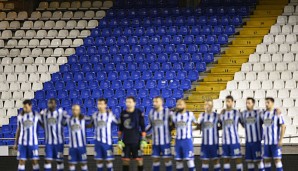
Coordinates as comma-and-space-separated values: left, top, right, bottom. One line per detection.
123, 165, 129, 171
138, 165, 143, 171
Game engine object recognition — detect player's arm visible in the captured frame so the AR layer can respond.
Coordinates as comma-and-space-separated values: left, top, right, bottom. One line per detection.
84, 115, 93, 128
145, 110, 153, 132
277, 109, 286, 147
196, 113, 203, 130
118, 112, 124, 140
217, 113, 223, 130
139, 112, 146, 139
14, 117, 21, 150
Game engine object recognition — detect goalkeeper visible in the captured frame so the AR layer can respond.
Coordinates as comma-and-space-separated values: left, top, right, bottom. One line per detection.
118, 96, 147, 171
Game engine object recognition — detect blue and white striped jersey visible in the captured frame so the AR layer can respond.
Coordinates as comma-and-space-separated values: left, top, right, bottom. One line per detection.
198, 112, 219, 145
147, 108, 171, 145
40, 108, 68, 145
17, 111, 41, 146
171, 111, 196, 140
241, 110, 263, 143
262, 109, 285, 145
220, 109, 242, 145
66, 116, 88, 148
91, 111, 118, 145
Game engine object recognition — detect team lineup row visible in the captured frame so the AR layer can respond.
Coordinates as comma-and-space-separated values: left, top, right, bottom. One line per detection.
13, 96, 285, 171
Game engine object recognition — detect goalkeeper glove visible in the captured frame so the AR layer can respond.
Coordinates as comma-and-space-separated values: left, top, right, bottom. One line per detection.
140, 139, 148, 149
117, 140, 125, 150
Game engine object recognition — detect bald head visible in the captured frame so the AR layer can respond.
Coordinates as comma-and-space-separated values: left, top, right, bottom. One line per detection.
176, 99, 186, 113
72, 104, 81, 117
204, 100, 213, 113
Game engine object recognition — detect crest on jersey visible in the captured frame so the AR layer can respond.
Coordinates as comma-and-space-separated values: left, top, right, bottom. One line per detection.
123, 114, 129, 117
246, 117, 256, 124
71, 124, 81, 132
176, 121, 187, 128
224, 119, 234, 126
47, 117, 57, 125
203, 121, 214, 129
124, 119, 132, 129
264, 119, 273, 126
97, 120, 107, 128
24, 120, 34, 128
153, 119, 164, 126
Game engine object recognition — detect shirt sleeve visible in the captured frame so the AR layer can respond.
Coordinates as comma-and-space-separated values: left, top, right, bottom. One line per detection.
145, 110, 153, 131
110, 112, 119, 124
278, 115, 285, 125
118, 111, 124, 132
139, 111, 146, 132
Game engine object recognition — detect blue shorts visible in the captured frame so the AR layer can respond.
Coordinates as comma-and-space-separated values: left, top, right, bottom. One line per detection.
45, 144, 64, 161
152, 144, 172, 158
201, 144, 220, 160
263, 144, 282, 159
175, 139, 194, 160
245, 142, 262, 161
69, 147, 87, 164
17, 145, 39, 161
95, 141, 114, 160
222, 143, 242, 158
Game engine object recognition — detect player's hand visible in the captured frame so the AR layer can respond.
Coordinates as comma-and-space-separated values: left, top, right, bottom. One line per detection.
278, 140, 283, 147
117, 140, 125, 150
140, 140, 148, 150
13, 144, 18, 151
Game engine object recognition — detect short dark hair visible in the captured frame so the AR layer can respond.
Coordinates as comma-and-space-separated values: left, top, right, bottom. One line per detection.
265, 97, 275, 103
48, 98, 57, 103
23, 99, 32, 106
246, 97, 255, 104
126, 96, 136, 102
225, 95, 234, 101
98, 98, 107, 104
153, 96, 164, 101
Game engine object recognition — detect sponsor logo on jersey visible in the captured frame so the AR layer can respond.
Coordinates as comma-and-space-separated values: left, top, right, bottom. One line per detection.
24, 120, 34, 128
97, 120, 107, 128
203, 121, 214, 129
71, 124, 81, 132
246, 117, 256, 124
153, 119, 164, 126
47, 117, 57, 125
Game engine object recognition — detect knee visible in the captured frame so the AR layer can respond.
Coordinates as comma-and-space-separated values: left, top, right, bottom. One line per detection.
19, 160, 25, 165
97, 160, 104, 164
202, 160, 209, 164
235, 158, 242, 164
137, 159, 143, 166
123, 160, 130, 165
223, 158, 230, 163
45, 160, 51, 164
153, 158, 160, 163
32, 160, 39, 165
213, 159, 220, 164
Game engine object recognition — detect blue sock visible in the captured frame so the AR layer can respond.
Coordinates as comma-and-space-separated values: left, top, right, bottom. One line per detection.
214, 163, 221, 171
276, 161, 283, 171
176, 161, 183, 171
81, 165, 88, 171
97, 163, 103, 171
57, 163, 64, 171
153, 162, 160, 171
202, 164, 209, 171
265, 163, 271, 171
33, 164, 40, 171
18, 164, 25, 171
248, 163, 254, 171
236, 164, 243, 171
224, 163, 231, 171
165, 161, 172, 171
44, 163, 51, 171
107, 162, 113, 171
258, 162, 265, 171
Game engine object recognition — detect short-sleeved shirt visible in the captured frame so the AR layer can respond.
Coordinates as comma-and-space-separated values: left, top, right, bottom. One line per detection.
198, 112, 219, 145
220, 109, 242, 145
171, 111, 196, 140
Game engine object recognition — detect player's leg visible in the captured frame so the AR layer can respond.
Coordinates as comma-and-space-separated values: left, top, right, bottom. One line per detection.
257, 161, 265, 171
162, 143, 173, 171
185, 139, 195, 171
44, 144, 53, 171
17, 145, 26, 171
235, 158, 243, 171
152, 145, 161, 171
80, 163, 88, 171
273, 145, 283, 171
245, 143, 254, 171
222, 145, 231, 171
263, 145, 272, 171
68, 148, 78, 171
95, 142, 104, 171
200, 144, 209, 171
18, 160, 26, 171
213, 159, 221, 171
122, 143, 131, 171
79, 147, 88, 171
31, 146, 40, 171
132, 143, 143, 171
69, 164, 76, 171
254, 142, 264, 171
56, 144, 65, 171
104, 143, 114, 171
175, 140, 183, 171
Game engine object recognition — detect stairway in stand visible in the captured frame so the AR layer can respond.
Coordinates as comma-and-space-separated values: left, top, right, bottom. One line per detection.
186, 0, 288, 117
